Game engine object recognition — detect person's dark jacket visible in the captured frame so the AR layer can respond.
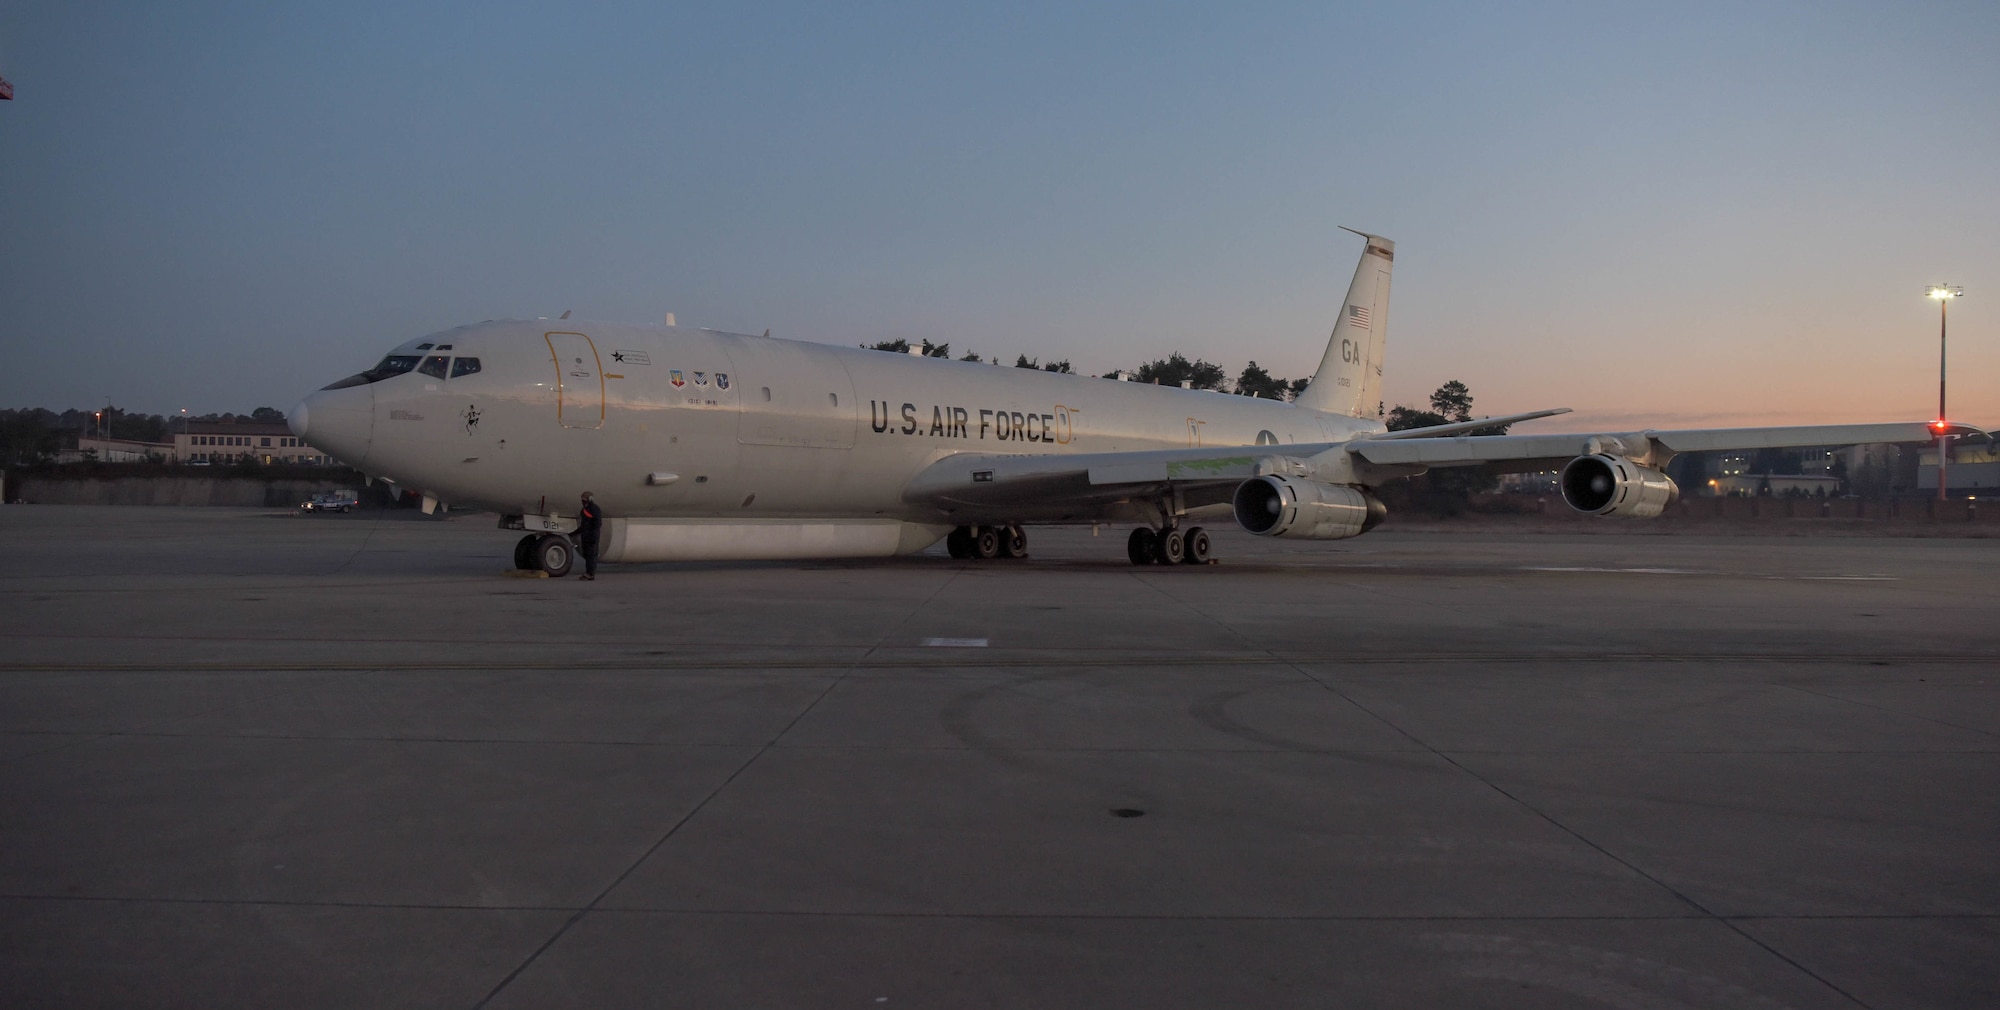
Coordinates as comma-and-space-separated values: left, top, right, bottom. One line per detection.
578, 500, 603, 547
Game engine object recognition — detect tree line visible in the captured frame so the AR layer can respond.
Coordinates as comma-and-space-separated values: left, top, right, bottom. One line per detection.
861, 341, 1499, 425
865, 341, 1322, 398
1, 406, 288, 465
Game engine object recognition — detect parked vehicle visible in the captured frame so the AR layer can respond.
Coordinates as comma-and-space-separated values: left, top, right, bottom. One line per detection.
300, 490, 361, 513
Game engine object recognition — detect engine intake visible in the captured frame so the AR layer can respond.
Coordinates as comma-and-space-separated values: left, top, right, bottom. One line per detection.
1233, 476, 1386, 539
1560, 454, 1678, 517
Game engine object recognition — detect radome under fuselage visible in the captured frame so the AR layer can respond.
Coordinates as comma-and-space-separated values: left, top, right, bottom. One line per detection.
295, 320, 1384, 527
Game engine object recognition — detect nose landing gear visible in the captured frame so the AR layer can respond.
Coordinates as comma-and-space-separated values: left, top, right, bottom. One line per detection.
514, 533, 576, 577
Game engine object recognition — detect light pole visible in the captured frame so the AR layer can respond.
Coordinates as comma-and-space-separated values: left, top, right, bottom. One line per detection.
1925, 285, 1963, 501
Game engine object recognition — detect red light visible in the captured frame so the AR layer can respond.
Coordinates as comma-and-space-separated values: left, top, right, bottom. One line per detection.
1933, 421, 1950, 432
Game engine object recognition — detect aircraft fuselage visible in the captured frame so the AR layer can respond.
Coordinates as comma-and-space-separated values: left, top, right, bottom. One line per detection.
297, 320, 1382, 528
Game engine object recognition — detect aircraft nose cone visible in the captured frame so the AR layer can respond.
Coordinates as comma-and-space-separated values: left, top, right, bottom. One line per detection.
295, 387, 374, 468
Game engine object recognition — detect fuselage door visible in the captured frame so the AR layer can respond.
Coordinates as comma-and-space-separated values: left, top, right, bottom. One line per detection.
545, 331, 605, 429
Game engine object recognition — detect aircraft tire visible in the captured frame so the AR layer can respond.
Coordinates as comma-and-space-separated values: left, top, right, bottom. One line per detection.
535, 534, 575, 577
1126, 527, 1157, 565
513, 534, 539, 570
1181, 526, 1210, 564
1156, 529, 1186, 565
1000, 524, 1026, 558
973, 526, 1002, 560
945, 526, 973, 559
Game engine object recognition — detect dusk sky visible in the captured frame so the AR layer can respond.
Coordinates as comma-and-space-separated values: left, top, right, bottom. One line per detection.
3, 1, 1995, 432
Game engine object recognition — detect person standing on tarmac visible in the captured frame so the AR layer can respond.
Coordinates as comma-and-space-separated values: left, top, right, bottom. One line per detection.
576, 491, 604, 580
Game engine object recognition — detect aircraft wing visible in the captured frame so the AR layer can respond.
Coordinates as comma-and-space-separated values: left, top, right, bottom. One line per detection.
899, 407, 1590, 512
901, 420, 1983, 517
1346, 421, 1979, 472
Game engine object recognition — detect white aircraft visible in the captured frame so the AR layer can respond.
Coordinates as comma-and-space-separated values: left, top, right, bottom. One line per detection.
292, 230, 1975, 574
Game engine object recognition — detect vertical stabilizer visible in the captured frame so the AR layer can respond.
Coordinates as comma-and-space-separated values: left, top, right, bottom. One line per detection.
1293, 229, 1393, 417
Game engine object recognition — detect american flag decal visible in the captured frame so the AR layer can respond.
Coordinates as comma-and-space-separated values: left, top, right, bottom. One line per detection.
1346, 304, 1371, 329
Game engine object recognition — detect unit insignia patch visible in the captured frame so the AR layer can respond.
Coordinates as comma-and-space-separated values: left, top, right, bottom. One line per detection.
670, 369, 685, 388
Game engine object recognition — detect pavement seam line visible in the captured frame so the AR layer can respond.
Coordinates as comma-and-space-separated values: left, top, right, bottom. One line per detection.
470, 663, 858, 1009
12, 652, 1995, 673
1770, 681, 2000, 741
1131, 575, 1279, 655
861, 564, 971, 659
15, 730, 1981, 757
1286, 658, 1881, 1010
2, 894, 1993, 924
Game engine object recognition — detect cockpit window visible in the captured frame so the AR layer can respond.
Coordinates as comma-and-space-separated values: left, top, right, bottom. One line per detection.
416, 343, 434, 351
318, 352, 437, 390
366, 355, 422, 381
418, 354, 451, 379
449, 356, 482, 378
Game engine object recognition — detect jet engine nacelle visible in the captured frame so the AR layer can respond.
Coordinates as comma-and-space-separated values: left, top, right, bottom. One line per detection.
1233, 476, 1386, 540
1560, 453, 1678, 517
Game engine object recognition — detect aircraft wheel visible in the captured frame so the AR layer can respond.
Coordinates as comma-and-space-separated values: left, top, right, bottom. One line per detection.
945, 526, 973, 559
1126, 527, 1157, 565
513, 534, 540, 570
1181, 526, 1210, 565
1155, 528, 1186, 565
535, 534, 576, 577
973, 526, 1002, 560
999, 524, 1027, 558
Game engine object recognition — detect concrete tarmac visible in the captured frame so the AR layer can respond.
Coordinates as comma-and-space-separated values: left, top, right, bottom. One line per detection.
1, 506, 1995, 1008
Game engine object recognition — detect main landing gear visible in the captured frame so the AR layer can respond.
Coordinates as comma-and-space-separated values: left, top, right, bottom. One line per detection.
1127, 525, 1210, 566
514, 533, 576, 577
945, 524, 1027, 560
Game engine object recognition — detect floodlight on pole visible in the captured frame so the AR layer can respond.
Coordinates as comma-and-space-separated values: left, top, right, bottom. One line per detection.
1925, 285, 1963, 501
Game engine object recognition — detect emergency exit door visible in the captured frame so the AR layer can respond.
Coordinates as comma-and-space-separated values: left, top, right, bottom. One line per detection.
545, 331, 604, 429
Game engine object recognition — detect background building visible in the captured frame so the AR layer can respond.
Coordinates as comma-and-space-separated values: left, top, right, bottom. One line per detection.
1917, 441, 2000, 497
59, 435, 175, 463
174, 420, 334, 465
1709, 474, 1842, 497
